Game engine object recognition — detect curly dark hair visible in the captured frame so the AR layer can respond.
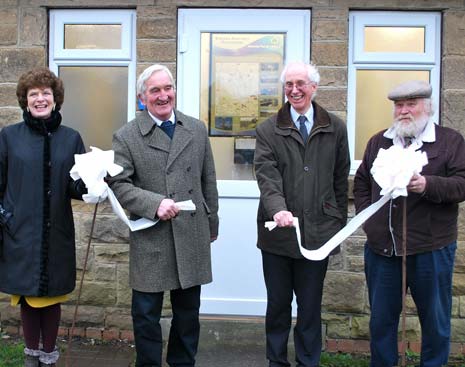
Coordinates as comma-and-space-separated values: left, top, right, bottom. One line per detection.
16, 67, 65, 111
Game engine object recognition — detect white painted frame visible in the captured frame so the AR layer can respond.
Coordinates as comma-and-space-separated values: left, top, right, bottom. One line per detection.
348, 11, 441, 174
49, 9, 137, 121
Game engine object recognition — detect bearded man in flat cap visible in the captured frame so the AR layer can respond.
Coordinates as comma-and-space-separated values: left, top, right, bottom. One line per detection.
353, 80, 465, 367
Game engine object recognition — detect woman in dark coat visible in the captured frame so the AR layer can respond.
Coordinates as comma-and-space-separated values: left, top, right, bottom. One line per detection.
0, 68, 87, 367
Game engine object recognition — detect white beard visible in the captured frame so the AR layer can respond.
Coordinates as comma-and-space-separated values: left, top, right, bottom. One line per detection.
393, 113, 430, 138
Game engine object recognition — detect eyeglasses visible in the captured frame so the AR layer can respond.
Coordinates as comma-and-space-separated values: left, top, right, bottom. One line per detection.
284, 81, 312, 91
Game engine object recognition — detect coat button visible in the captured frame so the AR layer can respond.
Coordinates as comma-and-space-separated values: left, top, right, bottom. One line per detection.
187, 166, 191, 172
304, 166, 309, 171
383, 248, 388, 253
169, 193, 174, 198
47, 190, 52, 197
48, 161, 52, 167
188, 189, 193, 194
190, 212, 196, 217
47, 221, 51, 228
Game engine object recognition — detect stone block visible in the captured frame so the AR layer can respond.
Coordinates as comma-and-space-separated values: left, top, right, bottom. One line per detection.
0, 48, 45, 83
94, 243, 130, 262
81, 215, 129, 244
68, 281, 117, 306
313, 19, 347, 41
322, 272, 366, 313
444, 11, 465, 56
319, 67, 347, 87
20, 7, 46, 46
105, 307, 133, 330
0, 84, 18, 107
460, 296, 465, 317
442, 90, 465, 132
455, 242, 465, 273
0, 303, 20, 325
0, 108, 22, 128
93, 263, 116, 281
60, 304, 105, 327
443, 57, 465, 90
313, 8, 348, 20
458, 205, 465, 242
322, 313, 350, 338
137, 17, 176, 39
137, 40, 176, 63
0, 25, 17, 46
351, 315, 370, 338
328, 252, 343, 271
116, 263, 131, 307
314, 88, 347, 112
451, 318, 465, 342
312, 42, 347, 67
75, 243, 95, 273
0, 8, 17, 46
346, 256, 364, 272
453, 273, 465, 296
341, 236, 365, 256
452, 295, 459, 317
102, 328, 120, 341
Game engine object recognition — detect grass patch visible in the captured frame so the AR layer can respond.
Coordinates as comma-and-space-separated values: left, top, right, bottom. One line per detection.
0, 338, 24, 367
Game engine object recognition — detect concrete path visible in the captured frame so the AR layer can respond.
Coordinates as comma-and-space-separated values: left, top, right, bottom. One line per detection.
57, 341, 269, 367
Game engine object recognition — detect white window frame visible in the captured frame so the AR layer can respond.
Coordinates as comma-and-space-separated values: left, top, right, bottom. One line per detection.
348, 11, 441, 174
49, 9, 137, 121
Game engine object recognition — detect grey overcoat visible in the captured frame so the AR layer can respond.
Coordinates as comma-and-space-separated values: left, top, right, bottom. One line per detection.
110, 109, 219, 292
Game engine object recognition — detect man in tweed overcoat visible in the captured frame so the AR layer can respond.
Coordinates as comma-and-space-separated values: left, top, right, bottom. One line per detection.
110, 64, 219, 367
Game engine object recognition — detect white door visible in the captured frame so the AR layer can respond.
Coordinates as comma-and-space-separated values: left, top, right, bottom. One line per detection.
177, 8, 310, 316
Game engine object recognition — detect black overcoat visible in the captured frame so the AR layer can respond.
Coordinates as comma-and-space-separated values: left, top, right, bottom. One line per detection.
0, 119, 86, 297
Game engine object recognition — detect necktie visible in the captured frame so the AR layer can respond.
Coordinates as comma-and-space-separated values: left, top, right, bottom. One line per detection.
160, 120, 175, 139
298, 115, 308, 142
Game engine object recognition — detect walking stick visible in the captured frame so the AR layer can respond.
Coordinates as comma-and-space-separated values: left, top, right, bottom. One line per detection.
65, 201, 100, 367
400, 196, 407, 367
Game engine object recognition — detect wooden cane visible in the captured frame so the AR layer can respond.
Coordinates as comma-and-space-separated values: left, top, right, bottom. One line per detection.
65, 202, 99, 367
401, 196, 407, 367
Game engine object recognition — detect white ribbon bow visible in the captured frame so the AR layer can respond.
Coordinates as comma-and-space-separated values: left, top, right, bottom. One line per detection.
70, 147, 195, 232
265, 145, 428, 260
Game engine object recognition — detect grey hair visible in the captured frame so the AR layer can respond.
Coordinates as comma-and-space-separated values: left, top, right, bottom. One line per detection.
137, 64, 175, 96
280, 61, 320, 85
423, 98, 435, 117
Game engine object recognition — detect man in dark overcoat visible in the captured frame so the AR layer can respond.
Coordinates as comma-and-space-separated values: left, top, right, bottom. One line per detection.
354, 80, 465, 367
110, 64, 219, 367
254, 61, 350, 367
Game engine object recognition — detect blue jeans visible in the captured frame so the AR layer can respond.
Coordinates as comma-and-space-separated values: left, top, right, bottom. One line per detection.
132, 286, 201, 367
365, 243, 456, 367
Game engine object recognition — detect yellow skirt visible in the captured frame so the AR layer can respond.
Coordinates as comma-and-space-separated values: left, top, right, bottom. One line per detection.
11, 294, 68, 308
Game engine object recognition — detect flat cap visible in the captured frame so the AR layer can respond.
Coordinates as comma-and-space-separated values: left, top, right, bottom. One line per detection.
387, 80, 432, 101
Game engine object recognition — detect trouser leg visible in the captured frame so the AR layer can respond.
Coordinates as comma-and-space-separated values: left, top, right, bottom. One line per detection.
132, 289, 164, 367
293, 257, 328, 367
262, 251, 293, 367
365, 245, 402, 367
409, 243, 456, 367
166, 285, 201, 367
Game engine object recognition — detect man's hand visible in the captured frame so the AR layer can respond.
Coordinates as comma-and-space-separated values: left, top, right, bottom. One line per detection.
407, 173, 426, 194
157, 199, 180, 221
273, 210, 294, 227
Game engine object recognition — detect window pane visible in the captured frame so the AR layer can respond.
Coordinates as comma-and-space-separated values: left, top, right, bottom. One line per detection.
200, 32, 285, 180
364, 27, 425, 53
59, 66, 128, 150
64, 24, 121, 49
355, 69, 430, 160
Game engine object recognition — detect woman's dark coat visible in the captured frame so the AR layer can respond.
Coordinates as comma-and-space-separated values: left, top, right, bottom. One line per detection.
0, 118, 86, 297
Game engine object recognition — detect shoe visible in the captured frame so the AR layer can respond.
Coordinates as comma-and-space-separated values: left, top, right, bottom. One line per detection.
24, 348, 40, 367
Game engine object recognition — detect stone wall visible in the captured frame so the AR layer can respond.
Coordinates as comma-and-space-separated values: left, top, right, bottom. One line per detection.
1, 0, 465, 354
